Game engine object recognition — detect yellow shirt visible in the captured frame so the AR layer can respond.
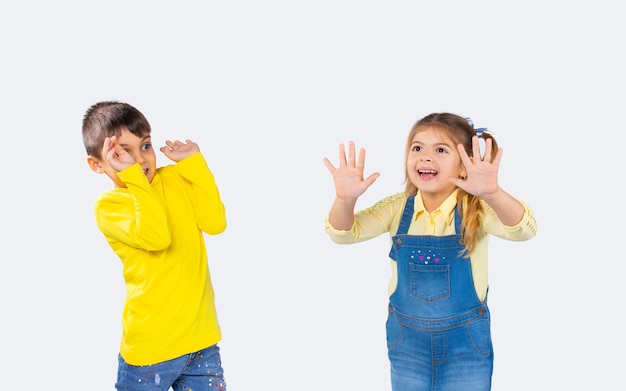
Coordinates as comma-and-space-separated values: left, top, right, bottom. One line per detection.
324, 190, 537, 302
94, 152, 227, 366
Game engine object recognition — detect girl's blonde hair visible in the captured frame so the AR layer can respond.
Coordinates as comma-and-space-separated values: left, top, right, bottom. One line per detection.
403, 113, 499, 255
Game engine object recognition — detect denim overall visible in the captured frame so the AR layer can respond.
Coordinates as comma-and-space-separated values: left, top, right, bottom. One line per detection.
386, 195, 493, 391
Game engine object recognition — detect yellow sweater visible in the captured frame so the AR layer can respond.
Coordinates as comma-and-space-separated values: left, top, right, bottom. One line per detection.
325, 190, 537, 302
94, 152, 226, 366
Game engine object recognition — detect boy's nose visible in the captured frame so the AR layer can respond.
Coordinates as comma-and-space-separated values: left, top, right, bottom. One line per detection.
133, 153, 145, 163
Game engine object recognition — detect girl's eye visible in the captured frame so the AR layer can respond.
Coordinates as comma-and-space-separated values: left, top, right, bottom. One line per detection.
412, 145, 422, 152
142, 143, 151, 151
437, 147, 446, 153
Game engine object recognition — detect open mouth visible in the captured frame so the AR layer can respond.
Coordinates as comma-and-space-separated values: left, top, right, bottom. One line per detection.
418, 169, 438, 178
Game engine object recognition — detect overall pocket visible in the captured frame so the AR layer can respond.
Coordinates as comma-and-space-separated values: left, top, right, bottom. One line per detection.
409, 262, 450, 302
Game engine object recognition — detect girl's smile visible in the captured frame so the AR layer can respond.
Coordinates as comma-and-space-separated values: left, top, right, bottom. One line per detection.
407, 127, 465, 210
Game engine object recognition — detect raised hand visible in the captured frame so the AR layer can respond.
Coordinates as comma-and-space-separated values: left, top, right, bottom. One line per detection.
449, 136, 502, 198
323, 141, 380, 202
160, 139, 200, 162
103, 135, 135, 172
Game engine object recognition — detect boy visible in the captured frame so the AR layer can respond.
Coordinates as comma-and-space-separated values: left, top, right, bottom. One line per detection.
82, 101, 227, 390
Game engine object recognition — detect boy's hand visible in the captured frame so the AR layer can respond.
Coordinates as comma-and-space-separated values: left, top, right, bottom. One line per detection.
160, 139, 200, 162
103, 136, 135, 172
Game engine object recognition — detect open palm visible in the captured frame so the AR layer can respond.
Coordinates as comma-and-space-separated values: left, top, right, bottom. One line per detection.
323, 141, 380, 201
450, 136, 502, 197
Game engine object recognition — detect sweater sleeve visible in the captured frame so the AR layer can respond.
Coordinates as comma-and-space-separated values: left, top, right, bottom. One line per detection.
324, 192, 407, 244
95, 163, 171, 251
174, 152, 227, 235
481, 200, 538, 240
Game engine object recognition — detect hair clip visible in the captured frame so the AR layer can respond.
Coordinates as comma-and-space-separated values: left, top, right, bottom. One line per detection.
465, 117, 490, 138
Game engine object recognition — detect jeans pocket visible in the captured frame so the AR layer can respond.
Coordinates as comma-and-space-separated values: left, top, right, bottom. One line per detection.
385, 309, 403, 349
466, 316, 493, 355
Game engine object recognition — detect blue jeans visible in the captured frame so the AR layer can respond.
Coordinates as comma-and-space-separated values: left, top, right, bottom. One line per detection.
388, 197, 493, 390
387, 310, 493, 391
115, 344, 226, 391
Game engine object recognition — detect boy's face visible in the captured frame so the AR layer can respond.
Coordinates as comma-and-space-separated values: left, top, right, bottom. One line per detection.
88, 128, 158, 188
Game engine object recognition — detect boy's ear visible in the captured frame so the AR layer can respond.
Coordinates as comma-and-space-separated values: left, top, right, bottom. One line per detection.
87, 156, 104, 174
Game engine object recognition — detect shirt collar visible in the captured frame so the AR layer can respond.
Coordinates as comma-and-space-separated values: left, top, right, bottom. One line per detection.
413, 189, 459, 225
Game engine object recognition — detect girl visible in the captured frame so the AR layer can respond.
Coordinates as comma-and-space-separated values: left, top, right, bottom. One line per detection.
323, 113, 537, 391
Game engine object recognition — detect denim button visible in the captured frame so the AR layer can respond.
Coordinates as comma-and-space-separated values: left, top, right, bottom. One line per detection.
478, 307, 484, 316
395, 238, 402, 245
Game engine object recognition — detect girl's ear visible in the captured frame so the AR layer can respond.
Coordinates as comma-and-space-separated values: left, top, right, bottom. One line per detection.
459, 159, 470, 179
459, 168, 467, 180
87, 156, 104, 174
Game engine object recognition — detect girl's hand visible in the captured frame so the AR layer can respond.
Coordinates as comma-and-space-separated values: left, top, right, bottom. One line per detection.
103, 135, 135, 172
160, 139, 200, 162
323, 141, 380, 201
450, 136, 502, 197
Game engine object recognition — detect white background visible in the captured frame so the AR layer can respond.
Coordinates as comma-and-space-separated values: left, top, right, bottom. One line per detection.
1, 1, 623, 390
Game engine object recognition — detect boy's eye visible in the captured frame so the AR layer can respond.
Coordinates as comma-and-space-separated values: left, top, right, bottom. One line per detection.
142, 143, 151, 151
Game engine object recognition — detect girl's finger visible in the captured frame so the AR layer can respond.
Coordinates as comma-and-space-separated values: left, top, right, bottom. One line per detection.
347, 141, 356, 167
323, 157, 336, 173
472, 135, 482, 161
483, 137, 493, 162
491, 147, 504, 167
338, 143, 347, 166
356, 147, 366, 172
457, 143, 471, 167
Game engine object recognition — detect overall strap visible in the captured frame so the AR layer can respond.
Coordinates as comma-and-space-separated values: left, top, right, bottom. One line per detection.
395, 194, 415, 236
453, 204, 462, 234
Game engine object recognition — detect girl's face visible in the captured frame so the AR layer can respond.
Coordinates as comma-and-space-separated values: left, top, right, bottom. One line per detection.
406, 126, 466, 201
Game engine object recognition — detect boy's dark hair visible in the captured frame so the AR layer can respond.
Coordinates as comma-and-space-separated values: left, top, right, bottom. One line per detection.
82, 101, 151, 159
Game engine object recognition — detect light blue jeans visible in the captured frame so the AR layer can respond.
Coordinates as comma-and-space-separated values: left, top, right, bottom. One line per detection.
115, 344, 226, 391
387, 196, 493, 390
387, 308, 493, 391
